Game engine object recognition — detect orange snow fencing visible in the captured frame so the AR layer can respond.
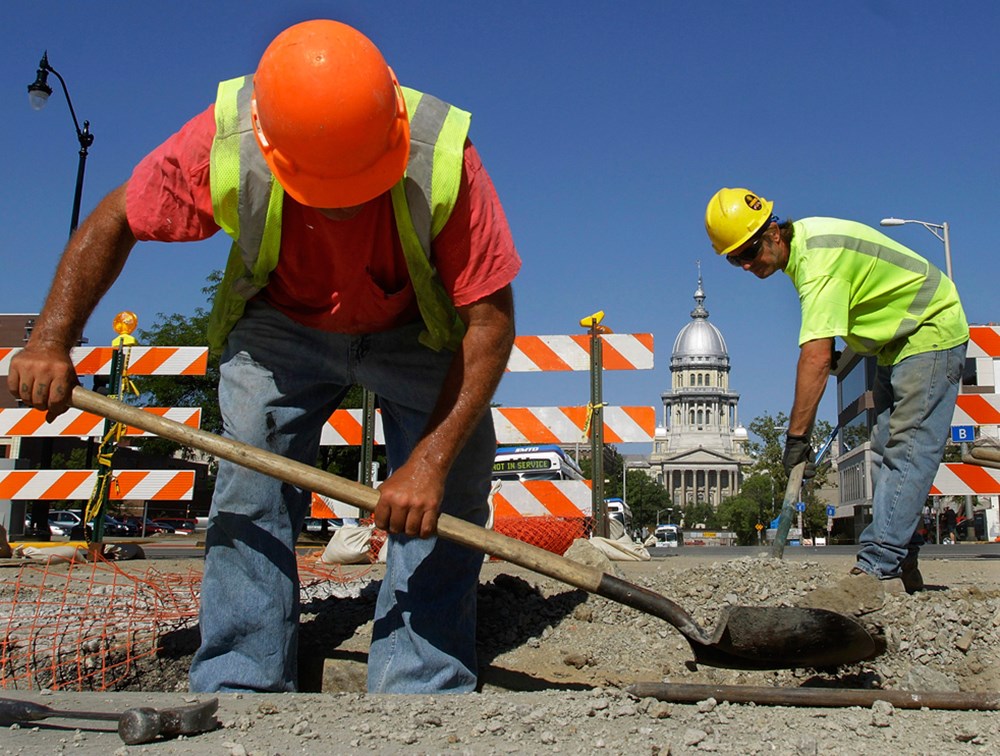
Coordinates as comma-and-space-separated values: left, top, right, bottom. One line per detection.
493, 516, 592, 556
0, 554, 373, 692
364, 516, 593, 561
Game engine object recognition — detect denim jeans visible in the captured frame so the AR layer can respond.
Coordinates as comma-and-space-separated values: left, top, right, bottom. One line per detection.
189, 302, 494, 693
858, 342, 967, 578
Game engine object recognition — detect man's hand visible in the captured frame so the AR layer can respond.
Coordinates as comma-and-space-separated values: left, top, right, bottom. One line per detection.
7, 345, 79, 421
783, 434, 816, 480
373, 459, 446, 538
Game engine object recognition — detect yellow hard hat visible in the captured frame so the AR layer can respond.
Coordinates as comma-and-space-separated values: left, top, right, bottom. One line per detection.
704, 188, 774, 255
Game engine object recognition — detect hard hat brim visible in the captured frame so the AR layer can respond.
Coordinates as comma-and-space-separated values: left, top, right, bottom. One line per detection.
263, 121, 411, 209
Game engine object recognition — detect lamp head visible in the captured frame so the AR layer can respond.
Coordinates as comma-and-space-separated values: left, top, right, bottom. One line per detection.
879, 218, 905, 227
27, 53, 52, 110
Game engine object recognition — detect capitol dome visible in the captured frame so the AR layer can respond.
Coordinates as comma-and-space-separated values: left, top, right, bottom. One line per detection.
670, 276, 729, 369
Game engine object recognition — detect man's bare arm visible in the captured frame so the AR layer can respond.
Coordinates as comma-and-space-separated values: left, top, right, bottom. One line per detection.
374, 285, 515, 537
7, 182, 136, 418
787, 337, 834, 437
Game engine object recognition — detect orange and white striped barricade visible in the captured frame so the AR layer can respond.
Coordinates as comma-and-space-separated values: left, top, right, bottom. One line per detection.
0, 469, 195, 500
0, 345, 209, 377
930, 463, 1000, 497
967, 326, 1000, 390
318, 405, 655, 447
0, 407, 202, 437
953, 394, 1000, 427
505, 333, 653, 372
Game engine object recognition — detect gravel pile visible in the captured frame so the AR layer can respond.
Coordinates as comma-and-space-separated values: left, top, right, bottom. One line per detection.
3, 549, 999, 753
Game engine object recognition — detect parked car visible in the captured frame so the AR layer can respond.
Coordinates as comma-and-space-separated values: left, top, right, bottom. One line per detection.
48, 510, 84, 537
303, 517, 339, 534
122, 516, 175, 536
47, 510, 138, 538
153, 518, 197, 535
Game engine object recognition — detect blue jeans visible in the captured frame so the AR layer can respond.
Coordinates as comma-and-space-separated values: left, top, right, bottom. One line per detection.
858, 342, 966, 578
189, 302, 494, 693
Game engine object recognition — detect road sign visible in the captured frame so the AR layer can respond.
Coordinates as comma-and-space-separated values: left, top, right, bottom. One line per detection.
826, 505, 836, 517
951, 425, 975, 443
755, 523, 763, 531
795, 502, 806, 512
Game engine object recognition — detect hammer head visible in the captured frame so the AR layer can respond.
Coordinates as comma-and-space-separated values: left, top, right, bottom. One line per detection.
117, 698, 219, 745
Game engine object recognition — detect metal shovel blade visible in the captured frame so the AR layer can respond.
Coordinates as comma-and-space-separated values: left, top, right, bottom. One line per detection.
70, 387, 880, 671
598, 574, 878, 669
690, 605, 880, 669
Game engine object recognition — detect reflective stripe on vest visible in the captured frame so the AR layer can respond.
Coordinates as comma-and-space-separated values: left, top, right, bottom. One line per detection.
207, 75, 470, 353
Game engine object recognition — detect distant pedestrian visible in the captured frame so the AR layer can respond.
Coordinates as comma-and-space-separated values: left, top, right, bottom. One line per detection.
942, 505, 958, 544
922, 503, 935, 544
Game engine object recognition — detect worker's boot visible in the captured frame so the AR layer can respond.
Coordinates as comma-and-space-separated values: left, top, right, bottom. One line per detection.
899, 554, 924, 594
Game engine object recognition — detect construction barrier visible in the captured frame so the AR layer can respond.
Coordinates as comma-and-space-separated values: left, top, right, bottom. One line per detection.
930, 463, 1000, 496
319, 405, 656, 446
953, 394, 1000, 426
0, 470, 194, 501
505, 333, 653, 372
968, 325, 1000, 358
0, 407, 202, 438
0, 346, 209, 377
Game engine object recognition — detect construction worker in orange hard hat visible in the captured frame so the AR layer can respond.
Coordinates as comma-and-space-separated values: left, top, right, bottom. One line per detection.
704, 186, 968, 605
10, 18, 521, 696
250, 19, 411, 209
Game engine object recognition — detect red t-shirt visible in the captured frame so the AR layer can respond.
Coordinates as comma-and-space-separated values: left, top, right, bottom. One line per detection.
126, 105, 520, 334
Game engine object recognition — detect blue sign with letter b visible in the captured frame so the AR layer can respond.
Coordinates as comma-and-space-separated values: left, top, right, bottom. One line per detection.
951, 425, 975, 443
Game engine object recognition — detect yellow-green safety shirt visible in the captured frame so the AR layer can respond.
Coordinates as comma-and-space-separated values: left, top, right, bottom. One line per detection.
784, 217, 968, 366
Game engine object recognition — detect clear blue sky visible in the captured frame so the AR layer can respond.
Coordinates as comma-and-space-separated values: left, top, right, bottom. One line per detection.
2, 1, 998, 452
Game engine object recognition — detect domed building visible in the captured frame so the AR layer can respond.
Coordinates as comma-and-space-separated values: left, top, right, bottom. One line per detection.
648, 271, 751, 509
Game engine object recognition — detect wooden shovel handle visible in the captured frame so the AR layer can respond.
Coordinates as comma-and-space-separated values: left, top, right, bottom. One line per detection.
71, 387, 606, 592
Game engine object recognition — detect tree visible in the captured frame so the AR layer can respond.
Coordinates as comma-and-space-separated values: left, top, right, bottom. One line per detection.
715, 494, 762, 545
746, 411, 835, 511
579, 447, 671, 532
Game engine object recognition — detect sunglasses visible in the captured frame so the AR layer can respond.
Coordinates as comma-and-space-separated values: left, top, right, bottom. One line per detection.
726, 232, 766, 267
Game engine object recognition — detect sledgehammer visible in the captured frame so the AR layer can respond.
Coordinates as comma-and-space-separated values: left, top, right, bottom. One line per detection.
0, 697, 219, 744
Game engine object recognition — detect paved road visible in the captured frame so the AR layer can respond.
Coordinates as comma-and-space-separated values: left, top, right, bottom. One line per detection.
648, 542, 1000, 561
133, 535, 1000, 562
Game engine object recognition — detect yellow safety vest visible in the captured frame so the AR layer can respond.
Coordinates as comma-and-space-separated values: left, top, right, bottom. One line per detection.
206, 75, 470, 354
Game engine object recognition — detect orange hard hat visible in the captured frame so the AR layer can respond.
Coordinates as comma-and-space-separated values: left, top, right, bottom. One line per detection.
250, 20, 410, 208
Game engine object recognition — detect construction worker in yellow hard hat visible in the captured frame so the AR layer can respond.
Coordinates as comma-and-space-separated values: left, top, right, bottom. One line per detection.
10, 18, 521, 696
704, 187, 968, 603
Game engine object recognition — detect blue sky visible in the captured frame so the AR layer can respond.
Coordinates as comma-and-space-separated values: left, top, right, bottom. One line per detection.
2, 1, 998, 452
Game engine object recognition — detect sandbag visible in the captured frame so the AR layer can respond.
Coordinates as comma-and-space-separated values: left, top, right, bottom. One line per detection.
320, 525, 375, 565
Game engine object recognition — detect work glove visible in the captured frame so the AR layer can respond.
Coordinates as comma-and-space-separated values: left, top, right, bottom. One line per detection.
783, 434, 816, 480
830, 341, 842, 372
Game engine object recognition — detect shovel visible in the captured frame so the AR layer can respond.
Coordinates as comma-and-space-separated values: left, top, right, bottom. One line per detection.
71, 387, 877, 670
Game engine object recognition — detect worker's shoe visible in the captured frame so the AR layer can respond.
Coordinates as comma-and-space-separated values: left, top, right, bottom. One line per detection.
798, 567, 888, 617
899, 555, 924, 594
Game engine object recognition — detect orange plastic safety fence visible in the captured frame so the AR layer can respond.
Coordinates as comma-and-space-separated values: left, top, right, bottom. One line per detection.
494, 516, 592, 556
0, 554, 374, 692
360, 516, 593, 563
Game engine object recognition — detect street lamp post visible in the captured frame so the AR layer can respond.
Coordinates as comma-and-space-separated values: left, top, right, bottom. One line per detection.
25, 52, 94, 541
880, 215, 972, 538
879, 217, 953, 280
28, 51, 94, 236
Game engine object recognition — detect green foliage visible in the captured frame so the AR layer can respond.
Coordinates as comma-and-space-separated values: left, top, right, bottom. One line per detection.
580, 447, 671, 531
715, 494, 763, 545
746, 410, 835, 511
679, 500, 720, 529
